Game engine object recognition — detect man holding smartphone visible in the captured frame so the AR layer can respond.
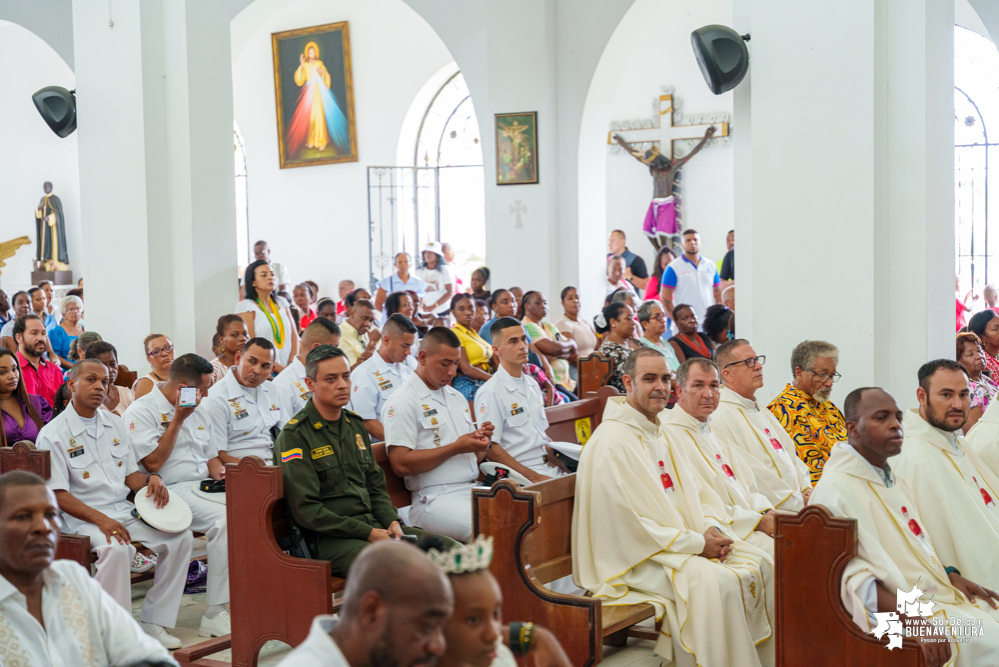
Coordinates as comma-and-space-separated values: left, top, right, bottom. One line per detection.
123, 353, 232, 639
276, 345, 456, 578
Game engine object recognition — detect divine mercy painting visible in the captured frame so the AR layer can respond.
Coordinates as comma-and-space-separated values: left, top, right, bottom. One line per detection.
271, 22, 358, 168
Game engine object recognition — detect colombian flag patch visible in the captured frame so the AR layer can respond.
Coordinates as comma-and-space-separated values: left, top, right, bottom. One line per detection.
281, 448, 303, 462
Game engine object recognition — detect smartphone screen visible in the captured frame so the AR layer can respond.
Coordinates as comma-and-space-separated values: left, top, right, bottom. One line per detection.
179, 386, 198, 408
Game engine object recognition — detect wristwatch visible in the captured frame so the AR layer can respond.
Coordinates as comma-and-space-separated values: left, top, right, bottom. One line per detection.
146, 473, 163, 486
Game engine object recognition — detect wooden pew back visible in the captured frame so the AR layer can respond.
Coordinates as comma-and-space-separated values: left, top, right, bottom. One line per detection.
775, 506, 923, 666
372, 442, 410, 508
543, 385, 618, 444
576, 353, 614, 398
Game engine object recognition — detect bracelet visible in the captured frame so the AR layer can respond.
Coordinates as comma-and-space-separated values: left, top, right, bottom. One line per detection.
509, 622, 537, 656
945, 566, 961, 577
146, 473, 162, 486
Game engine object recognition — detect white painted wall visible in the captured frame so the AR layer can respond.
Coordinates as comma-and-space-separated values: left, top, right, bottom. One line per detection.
602, 0, 734, 268
231, 0, 454, 299
0, 20, 82, 290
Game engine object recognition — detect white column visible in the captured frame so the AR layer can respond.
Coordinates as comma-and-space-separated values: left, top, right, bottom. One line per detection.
741, 0, 954, 406
73, 0, 236, 367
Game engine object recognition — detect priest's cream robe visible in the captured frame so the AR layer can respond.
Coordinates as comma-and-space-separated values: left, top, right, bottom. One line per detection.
659, 404, 775, 549
965, 396, 999, 476
712, 387, 812, 511
811, 445, 999, 664
572, 399, 775, 667
893, 410, 999, 589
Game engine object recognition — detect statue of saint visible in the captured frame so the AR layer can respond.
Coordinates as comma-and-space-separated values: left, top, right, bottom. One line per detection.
613, 125, 716, 250
34, 181, 69, 271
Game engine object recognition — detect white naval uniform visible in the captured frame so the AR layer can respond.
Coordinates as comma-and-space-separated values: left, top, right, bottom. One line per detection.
36, 404, 194, 628
0, 560, 177, 667
204, 367, 281, 462
382, 372, 479, 542
273, 355, 310, 428
123, 388, 230, 606
276, 615, 349, 667
349, 350, 412, 425
474, 364, 561, 476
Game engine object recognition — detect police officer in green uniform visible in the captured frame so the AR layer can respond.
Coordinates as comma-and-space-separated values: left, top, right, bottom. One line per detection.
275, 345, 455, 576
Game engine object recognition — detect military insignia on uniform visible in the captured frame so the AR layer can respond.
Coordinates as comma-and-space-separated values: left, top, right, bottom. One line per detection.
433, 431, 441, 447
198, 425, 206, 430
479, 403, 487, 415
129, 422, 136, 432
112, 438, 120, 446
423, 408, 438, 417
69, 438, 76, 447
430, 416, 439, 426
312, 445, 334, 459
353, 385, 359, 394
271, 404, 279, 411
68, 446, 85, 458
281, 448, 303, 462
117, 460, 123, 467
314, 422, 324, 429
422, 404, 430, 411
82, 471, 90, 479
387, 406, 396, 419
288, 419, 299, 425
161, 414, 170, 423
378, 382, 393, 391
356, 434, 366, 450
511, 406, 525, 416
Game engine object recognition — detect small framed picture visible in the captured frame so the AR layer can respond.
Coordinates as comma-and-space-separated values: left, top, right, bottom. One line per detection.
495, 112, 538, 185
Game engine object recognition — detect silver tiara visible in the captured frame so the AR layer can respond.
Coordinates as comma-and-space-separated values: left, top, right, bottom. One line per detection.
427, 535, 494, 574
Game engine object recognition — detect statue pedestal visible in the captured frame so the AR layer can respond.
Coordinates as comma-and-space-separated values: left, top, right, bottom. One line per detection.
31, 270, 73, 286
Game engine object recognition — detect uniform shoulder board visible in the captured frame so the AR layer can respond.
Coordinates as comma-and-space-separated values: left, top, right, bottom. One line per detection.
342, 408, 362, 420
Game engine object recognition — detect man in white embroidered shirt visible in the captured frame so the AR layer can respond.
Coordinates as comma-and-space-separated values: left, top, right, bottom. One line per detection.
123, 353, 231, 639
0, 471, 176, 667
36, 359, 193, 649
350, 313, 417, 440
475, 316, 563, 482
274, 317, 341, 427
204, 337, 282, 464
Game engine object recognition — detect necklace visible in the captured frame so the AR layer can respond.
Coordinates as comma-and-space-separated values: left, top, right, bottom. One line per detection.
257, 297, 286, 348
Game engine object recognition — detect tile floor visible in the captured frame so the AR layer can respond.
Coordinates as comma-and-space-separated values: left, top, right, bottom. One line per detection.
131, 538, 663, 665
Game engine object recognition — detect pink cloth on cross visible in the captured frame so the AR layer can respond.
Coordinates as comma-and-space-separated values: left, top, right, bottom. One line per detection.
643, 197, 677, 236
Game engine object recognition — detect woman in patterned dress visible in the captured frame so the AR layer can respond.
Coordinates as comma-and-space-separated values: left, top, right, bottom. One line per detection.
969, 310, 999, 380
595, 302, 638, 393
957, 331, 999, 432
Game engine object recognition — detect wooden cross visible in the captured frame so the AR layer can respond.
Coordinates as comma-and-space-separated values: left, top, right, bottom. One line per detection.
607, 94, 729, 160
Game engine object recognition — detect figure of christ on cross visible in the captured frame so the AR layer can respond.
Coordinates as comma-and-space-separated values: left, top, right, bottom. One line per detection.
614, 124, 716, 250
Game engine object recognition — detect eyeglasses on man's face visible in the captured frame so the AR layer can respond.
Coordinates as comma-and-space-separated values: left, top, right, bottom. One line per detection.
724, 355, 765, 370
805, 368, 842, 383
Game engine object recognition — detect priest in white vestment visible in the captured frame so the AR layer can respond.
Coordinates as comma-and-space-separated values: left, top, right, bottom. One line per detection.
711, 340, 812, 512
892, 360, 999, 590
965, 392, 999, 476
810, 387, 999, 666
573, 348, 774, 667
659, 358, 777, 552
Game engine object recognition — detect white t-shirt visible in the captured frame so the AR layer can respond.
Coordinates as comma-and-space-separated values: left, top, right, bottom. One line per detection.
416, 265, 454, 314
235, 296, 295, 367
271, 261, 291, 288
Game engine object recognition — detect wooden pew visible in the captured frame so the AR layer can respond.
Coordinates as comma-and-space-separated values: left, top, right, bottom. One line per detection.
176, 443, 409, 667
543, 385, 618, 445
775, 506, 923, 666
576, 353, 614, 398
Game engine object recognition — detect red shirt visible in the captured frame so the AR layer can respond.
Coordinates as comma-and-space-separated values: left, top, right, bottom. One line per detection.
16, 350, 64, 408
299, 307, 317, 330
957, 298, 968, 332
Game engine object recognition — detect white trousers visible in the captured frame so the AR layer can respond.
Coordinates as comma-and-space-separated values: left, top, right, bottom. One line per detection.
409, 484, 474, 543
73, 516, 193, 628
170, 480, 230, 605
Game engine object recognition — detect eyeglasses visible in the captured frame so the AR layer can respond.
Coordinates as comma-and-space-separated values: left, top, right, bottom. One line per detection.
724, 355, 766, 370
148, 344, 175, 358
805, 368, 842, 383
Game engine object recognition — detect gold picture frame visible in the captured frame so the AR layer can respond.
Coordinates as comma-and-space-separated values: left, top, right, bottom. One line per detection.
271, 21, 358, 168
495, 112, 538, 185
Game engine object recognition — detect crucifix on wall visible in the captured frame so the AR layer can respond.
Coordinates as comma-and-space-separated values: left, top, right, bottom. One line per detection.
608, 89, 730, 250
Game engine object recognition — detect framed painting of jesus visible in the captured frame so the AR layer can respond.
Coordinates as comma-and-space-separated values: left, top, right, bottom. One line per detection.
495, 112, 539, 185
271, 21, 358, 168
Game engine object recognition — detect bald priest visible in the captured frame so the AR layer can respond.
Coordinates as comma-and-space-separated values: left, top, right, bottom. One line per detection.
572, 348, 774, 667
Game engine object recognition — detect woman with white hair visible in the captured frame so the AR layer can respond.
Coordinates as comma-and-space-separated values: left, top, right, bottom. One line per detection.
48, 295, 84, 369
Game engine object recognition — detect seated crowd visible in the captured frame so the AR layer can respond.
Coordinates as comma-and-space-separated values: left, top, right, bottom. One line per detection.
2, 231, 999, 667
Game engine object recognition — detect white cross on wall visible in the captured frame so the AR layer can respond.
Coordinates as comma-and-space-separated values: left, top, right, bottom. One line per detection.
607, 94, 729, 161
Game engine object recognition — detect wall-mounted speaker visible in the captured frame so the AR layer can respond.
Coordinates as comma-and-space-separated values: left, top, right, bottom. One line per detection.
691, 26, 750, 95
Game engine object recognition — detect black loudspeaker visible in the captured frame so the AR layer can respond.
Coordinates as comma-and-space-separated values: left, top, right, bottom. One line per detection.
32, 86, 77, 137
691, 26, 750, 95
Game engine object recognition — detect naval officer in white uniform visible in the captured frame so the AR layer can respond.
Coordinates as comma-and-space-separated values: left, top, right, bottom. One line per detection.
274, 317, 340, 427
350, 313, 417, 441
475, 316, 564, 483
36, 359, 193, 649
383, 327, 494, 542
204, 337, 281, 464
123, 353, 231, 639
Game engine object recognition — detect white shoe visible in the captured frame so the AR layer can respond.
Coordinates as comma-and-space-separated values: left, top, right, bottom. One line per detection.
130, 552, 157, 574
199, 609, 231, 637
141, 622, 182, 650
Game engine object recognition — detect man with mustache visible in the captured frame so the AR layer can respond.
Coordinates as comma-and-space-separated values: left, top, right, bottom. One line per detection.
573, 348, 775, 667
892, 360, 999, 589
205, 337, 282, 464
384, 327, 494, 543
810, 387, 999, 667
277, 540, 453, 666
768, 340, 848, 484
36, 359, 192, 648
277, 346, 448, 577
0, 471, 176, 665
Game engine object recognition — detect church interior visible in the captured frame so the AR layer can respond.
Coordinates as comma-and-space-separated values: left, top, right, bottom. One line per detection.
1, 0, 999, 665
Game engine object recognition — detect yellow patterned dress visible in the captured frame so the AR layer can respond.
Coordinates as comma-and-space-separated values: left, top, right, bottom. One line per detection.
767, 383, 848, 485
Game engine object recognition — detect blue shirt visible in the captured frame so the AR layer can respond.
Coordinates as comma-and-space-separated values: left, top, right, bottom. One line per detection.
48, 325, 79, 362
376, 273, 427, 297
